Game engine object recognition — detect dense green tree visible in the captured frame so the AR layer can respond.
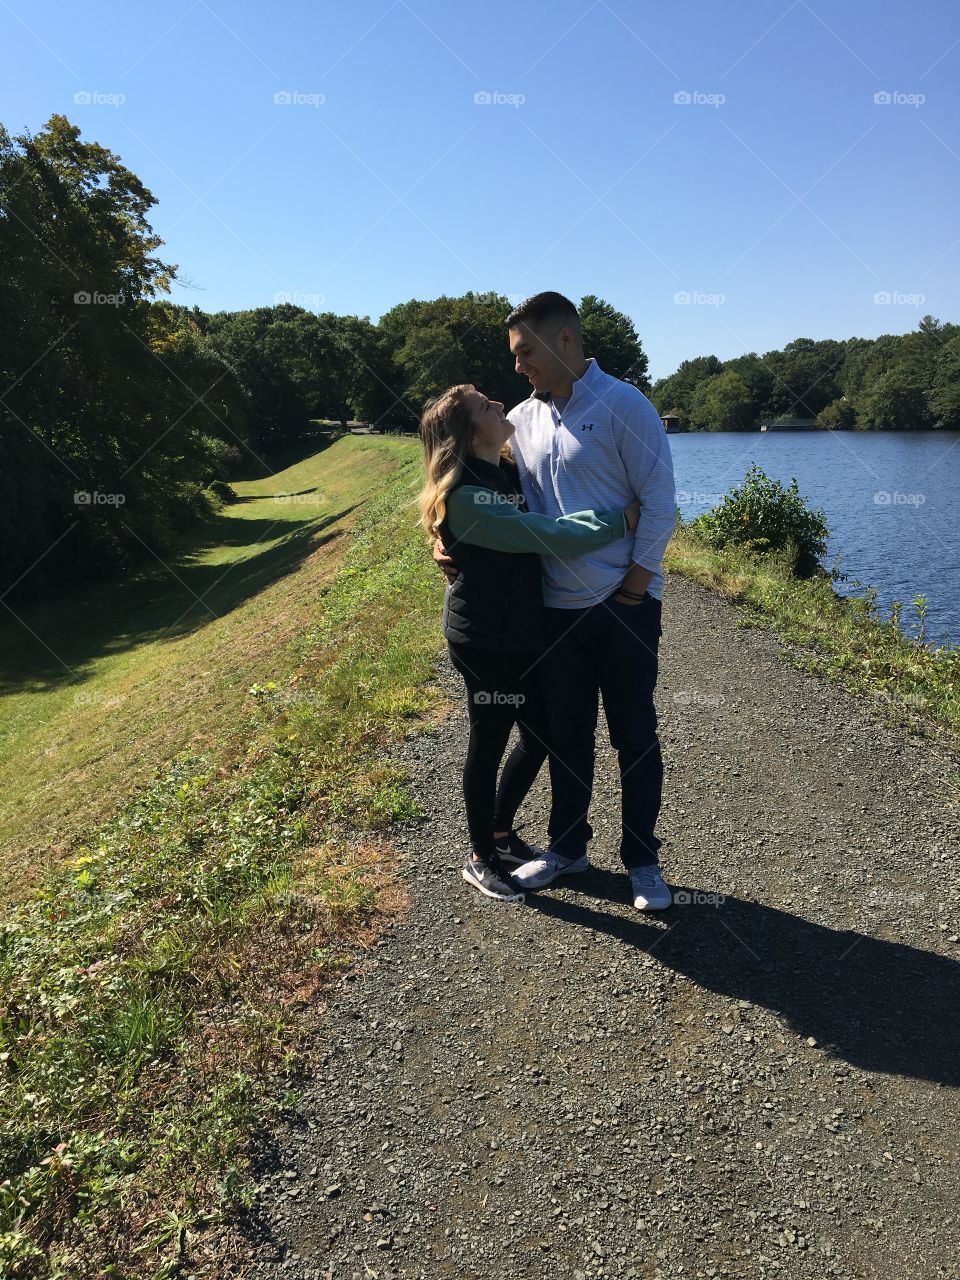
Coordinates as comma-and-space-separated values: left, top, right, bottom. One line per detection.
206, 308, 311, 447
377, 292, 652, 417
836, 319, 959, 430
579, 295, 650, 390
379, 293, 529, 417
723, 353, 775, 423
816, 397, 858, 430
332, 314, 399, 423
856, 368, 931, 431
0, 115, 244, 594
688, 370, 755, 431
650, 355, 722, 418
764, 338, 845, 419
930, 333, 960, 430
837, 336, 881, 401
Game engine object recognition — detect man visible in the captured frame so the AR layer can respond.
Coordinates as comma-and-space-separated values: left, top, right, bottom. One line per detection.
437, 292, 677, 910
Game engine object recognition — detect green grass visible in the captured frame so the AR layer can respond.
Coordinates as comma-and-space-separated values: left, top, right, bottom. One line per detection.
0, 435, 415, 903
665, 520, 960, 742
0, 439, 448, 1278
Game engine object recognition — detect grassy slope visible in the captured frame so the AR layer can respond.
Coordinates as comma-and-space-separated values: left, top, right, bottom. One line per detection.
0, 436, 413, 902
1, 436, 449, 1278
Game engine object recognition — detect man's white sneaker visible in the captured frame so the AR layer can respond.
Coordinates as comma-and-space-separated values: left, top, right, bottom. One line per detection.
629, 864, 672, 911
511, 850, 590, 890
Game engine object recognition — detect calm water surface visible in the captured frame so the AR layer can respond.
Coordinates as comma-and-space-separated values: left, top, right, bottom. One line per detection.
668, 431, 960, 645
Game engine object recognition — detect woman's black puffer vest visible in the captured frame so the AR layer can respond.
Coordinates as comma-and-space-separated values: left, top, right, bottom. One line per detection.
438, 454, 546, 655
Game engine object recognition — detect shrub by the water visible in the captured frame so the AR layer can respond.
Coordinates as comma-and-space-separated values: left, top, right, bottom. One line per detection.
689, 464, 829, 578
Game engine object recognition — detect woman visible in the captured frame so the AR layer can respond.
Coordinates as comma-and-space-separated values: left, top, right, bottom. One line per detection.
418, 384, 639, 904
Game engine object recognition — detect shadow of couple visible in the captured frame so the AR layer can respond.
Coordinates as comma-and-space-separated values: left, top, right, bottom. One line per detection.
528, 866, 960, 1087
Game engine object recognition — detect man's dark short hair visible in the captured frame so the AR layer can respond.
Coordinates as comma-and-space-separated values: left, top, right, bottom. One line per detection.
505, 291, 580, 335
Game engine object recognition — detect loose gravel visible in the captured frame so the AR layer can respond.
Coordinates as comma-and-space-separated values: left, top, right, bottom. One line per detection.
217, 571, 960, 1280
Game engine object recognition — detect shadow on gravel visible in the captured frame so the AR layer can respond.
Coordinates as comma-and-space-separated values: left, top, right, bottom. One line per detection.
528, 874, 960, 1087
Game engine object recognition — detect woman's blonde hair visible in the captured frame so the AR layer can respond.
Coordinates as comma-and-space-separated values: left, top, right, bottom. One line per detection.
417, 384, 474, 542
417, 385, 514, 542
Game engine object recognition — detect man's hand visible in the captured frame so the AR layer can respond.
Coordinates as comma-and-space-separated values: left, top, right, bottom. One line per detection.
433, 538, 459, 584
613, 561, 654, 605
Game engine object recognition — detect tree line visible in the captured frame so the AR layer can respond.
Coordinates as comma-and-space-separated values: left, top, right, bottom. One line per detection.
2, 114, 957, 599
651, 320, 960, 432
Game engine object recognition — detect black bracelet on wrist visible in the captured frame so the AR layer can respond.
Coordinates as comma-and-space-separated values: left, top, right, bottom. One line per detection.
616, 588, 648, 601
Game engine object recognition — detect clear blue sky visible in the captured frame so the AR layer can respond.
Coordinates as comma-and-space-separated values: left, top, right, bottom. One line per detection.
3, 0, 958, 380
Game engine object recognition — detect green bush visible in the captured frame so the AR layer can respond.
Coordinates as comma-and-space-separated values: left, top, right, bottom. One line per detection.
206, 479, 239, 506
690, 464, 829, 578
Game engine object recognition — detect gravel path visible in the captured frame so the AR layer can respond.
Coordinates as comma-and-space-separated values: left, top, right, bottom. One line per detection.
222, 572, 960, 1280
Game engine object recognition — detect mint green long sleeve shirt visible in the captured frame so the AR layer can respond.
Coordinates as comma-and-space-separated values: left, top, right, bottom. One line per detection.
445, 485, 628, 556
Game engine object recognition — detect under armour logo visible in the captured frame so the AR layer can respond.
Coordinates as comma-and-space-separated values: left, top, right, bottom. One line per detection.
581, 422, 594, 431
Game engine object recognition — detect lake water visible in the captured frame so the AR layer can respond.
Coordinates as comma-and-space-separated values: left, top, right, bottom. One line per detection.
668, 430, 960, 647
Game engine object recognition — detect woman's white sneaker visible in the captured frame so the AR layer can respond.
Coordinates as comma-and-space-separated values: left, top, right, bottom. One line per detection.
629, 864, 672, 911
512, 850, 590, 889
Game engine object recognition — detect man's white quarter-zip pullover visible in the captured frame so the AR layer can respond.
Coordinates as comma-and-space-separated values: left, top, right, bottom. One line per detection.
507, 358, 677, 607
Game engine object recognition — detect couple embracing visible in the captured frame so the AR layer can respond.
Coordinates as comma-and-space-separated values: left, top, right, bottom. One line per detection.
417, 292, 677, 910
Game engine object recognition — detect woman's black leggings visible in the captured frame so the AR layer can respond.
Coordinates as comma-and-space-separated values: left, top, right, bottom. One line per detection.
447, 641, 551, 860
